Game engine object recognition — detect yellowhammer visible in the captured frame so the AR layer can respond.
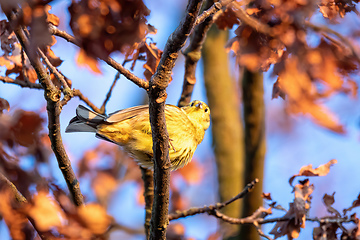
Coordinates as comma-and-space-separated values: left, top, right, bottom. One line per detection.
66, 100, 210, 170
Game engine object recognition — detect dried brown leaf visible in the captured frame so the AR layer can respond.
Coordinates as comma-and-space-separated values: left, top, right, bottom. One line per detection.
293, 179, 313, 228
76, 49, 102, 74
77, 204, 112, 234
343, 194, 360, 215
26, 192, 64, 232
69, 0, 153, 58
272, 78, 286, 100
269, 203, 301, 239
262, 192, 272, 201
313, 222, 338, 240
91, 172, 117, 202
323, 192, 341, 216
176, 160, 203, 184
10, 110, 44, 147
0, 98, 10, 113
215, 7, 240, 30
289, 159, 337, 186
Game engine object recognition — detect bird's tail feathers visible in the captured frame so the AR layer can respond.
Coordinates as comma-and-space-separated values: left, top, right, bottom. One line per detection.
65, 105, 106, 133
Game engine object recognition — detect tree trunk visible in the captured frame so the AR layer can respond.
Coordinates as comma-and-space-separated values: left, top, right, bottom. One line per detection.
239, 68, 266, 240
202, 26, 244, 238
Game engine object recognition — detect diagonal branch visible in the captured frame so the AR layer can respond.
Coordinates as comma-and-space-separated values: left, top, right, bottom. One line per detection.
48, 24, 149, 89
178, 0, 214, 107
4, 10, 84, 206
37, 48, 74, 106
0, 75, 43, 89
147, 0, 204, 239
195, 0, 236, 26
169, 179, 258, 220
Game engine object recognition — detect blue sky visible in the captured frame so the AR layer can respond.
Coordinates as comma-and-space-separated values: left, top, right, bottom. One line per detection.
1, 0, 360, 239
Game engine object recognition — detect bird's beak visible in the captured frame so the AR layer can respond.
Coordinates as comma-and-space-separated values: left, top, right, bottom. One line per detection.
196, 102, 203, 109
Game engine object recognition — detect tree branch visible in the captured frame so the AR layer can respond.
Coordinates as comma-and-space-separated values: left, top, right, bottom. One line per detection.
4, 10, 84, 206
210, 210, 356, 225
37, 48, 74, 106
72, 89, 102, 113
147, 0, 203, 239
48, 24, 149, 89
141, 167, 154, 240
231, 5, 274, 36
168, 179, 258, 220
195, 0, 236, 26
178, 0, 214, 107
0, 75, 43, 89
0, 172, 27, 204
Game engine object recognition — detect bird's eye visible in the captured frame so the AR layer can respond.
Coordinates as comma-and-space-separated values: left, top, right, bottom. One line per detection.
204, 108, 209, 113
190, 102, 195, 107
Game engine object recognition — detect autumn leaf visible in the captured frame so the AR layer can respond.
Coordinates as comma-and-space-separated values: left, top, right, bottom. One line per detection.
269, 203, 302, 239
322, 192, 341, 216
0, 191, 28, 240
91, 172, 118, 201
261, 192, 272, 201
45, 5, 59, 26
69, 0, 153, 58
0, 98, 10, 113
170, 184, 189, 211
343, 193, 360, 215
313, 222, 338, 240
10, 110, 44, 147
176, 160, 203, 184
26, 192, 64, 232
143, 42, 162, 81
293, 179, 313, 227
215, 6, 240, 30
167, 223, 186, 239
76, 49, 102, 74
289, 159, 337, 186
77, 204, 113, 234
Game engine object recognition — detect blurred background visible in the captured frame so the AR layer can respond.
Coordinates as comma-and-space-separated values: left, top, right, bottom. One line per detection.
0, 0, 360, 239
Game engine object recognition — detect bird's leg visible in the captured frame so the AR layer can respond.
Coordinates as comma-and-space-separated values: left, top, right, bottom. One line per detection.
169, 139, 176, 152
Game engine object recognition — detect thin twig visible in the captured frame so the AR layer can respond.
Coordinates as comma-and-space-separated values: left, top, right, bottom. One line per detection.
100, 60, 124, 113
178, 0, 214, 107
255, 224, 274, 240
72, 89, 102, 113
195, 0, 235, 26
210, 212, 356, 225
231, 4, 274, 36
168, 179, 259, 220
37, 48, 74, 105
0, 75, 43, 89
48, 24, 149, 90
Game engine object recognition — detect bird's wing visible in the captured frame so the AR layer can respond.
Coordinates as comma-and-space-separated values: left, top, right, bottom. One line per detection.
106, 105, 149, 123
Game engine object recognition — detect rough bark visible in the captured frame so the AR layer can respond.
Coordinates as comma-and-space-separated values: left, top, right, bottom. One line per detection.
202, 25, 244, 238
239, 68, 266, 240
141, 167, 154, 240
148, 1, 203, 239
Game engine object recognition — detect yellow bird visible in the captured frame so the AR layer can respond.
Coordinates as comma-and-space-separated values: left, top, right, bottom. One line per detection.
66, 100, 210, 170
